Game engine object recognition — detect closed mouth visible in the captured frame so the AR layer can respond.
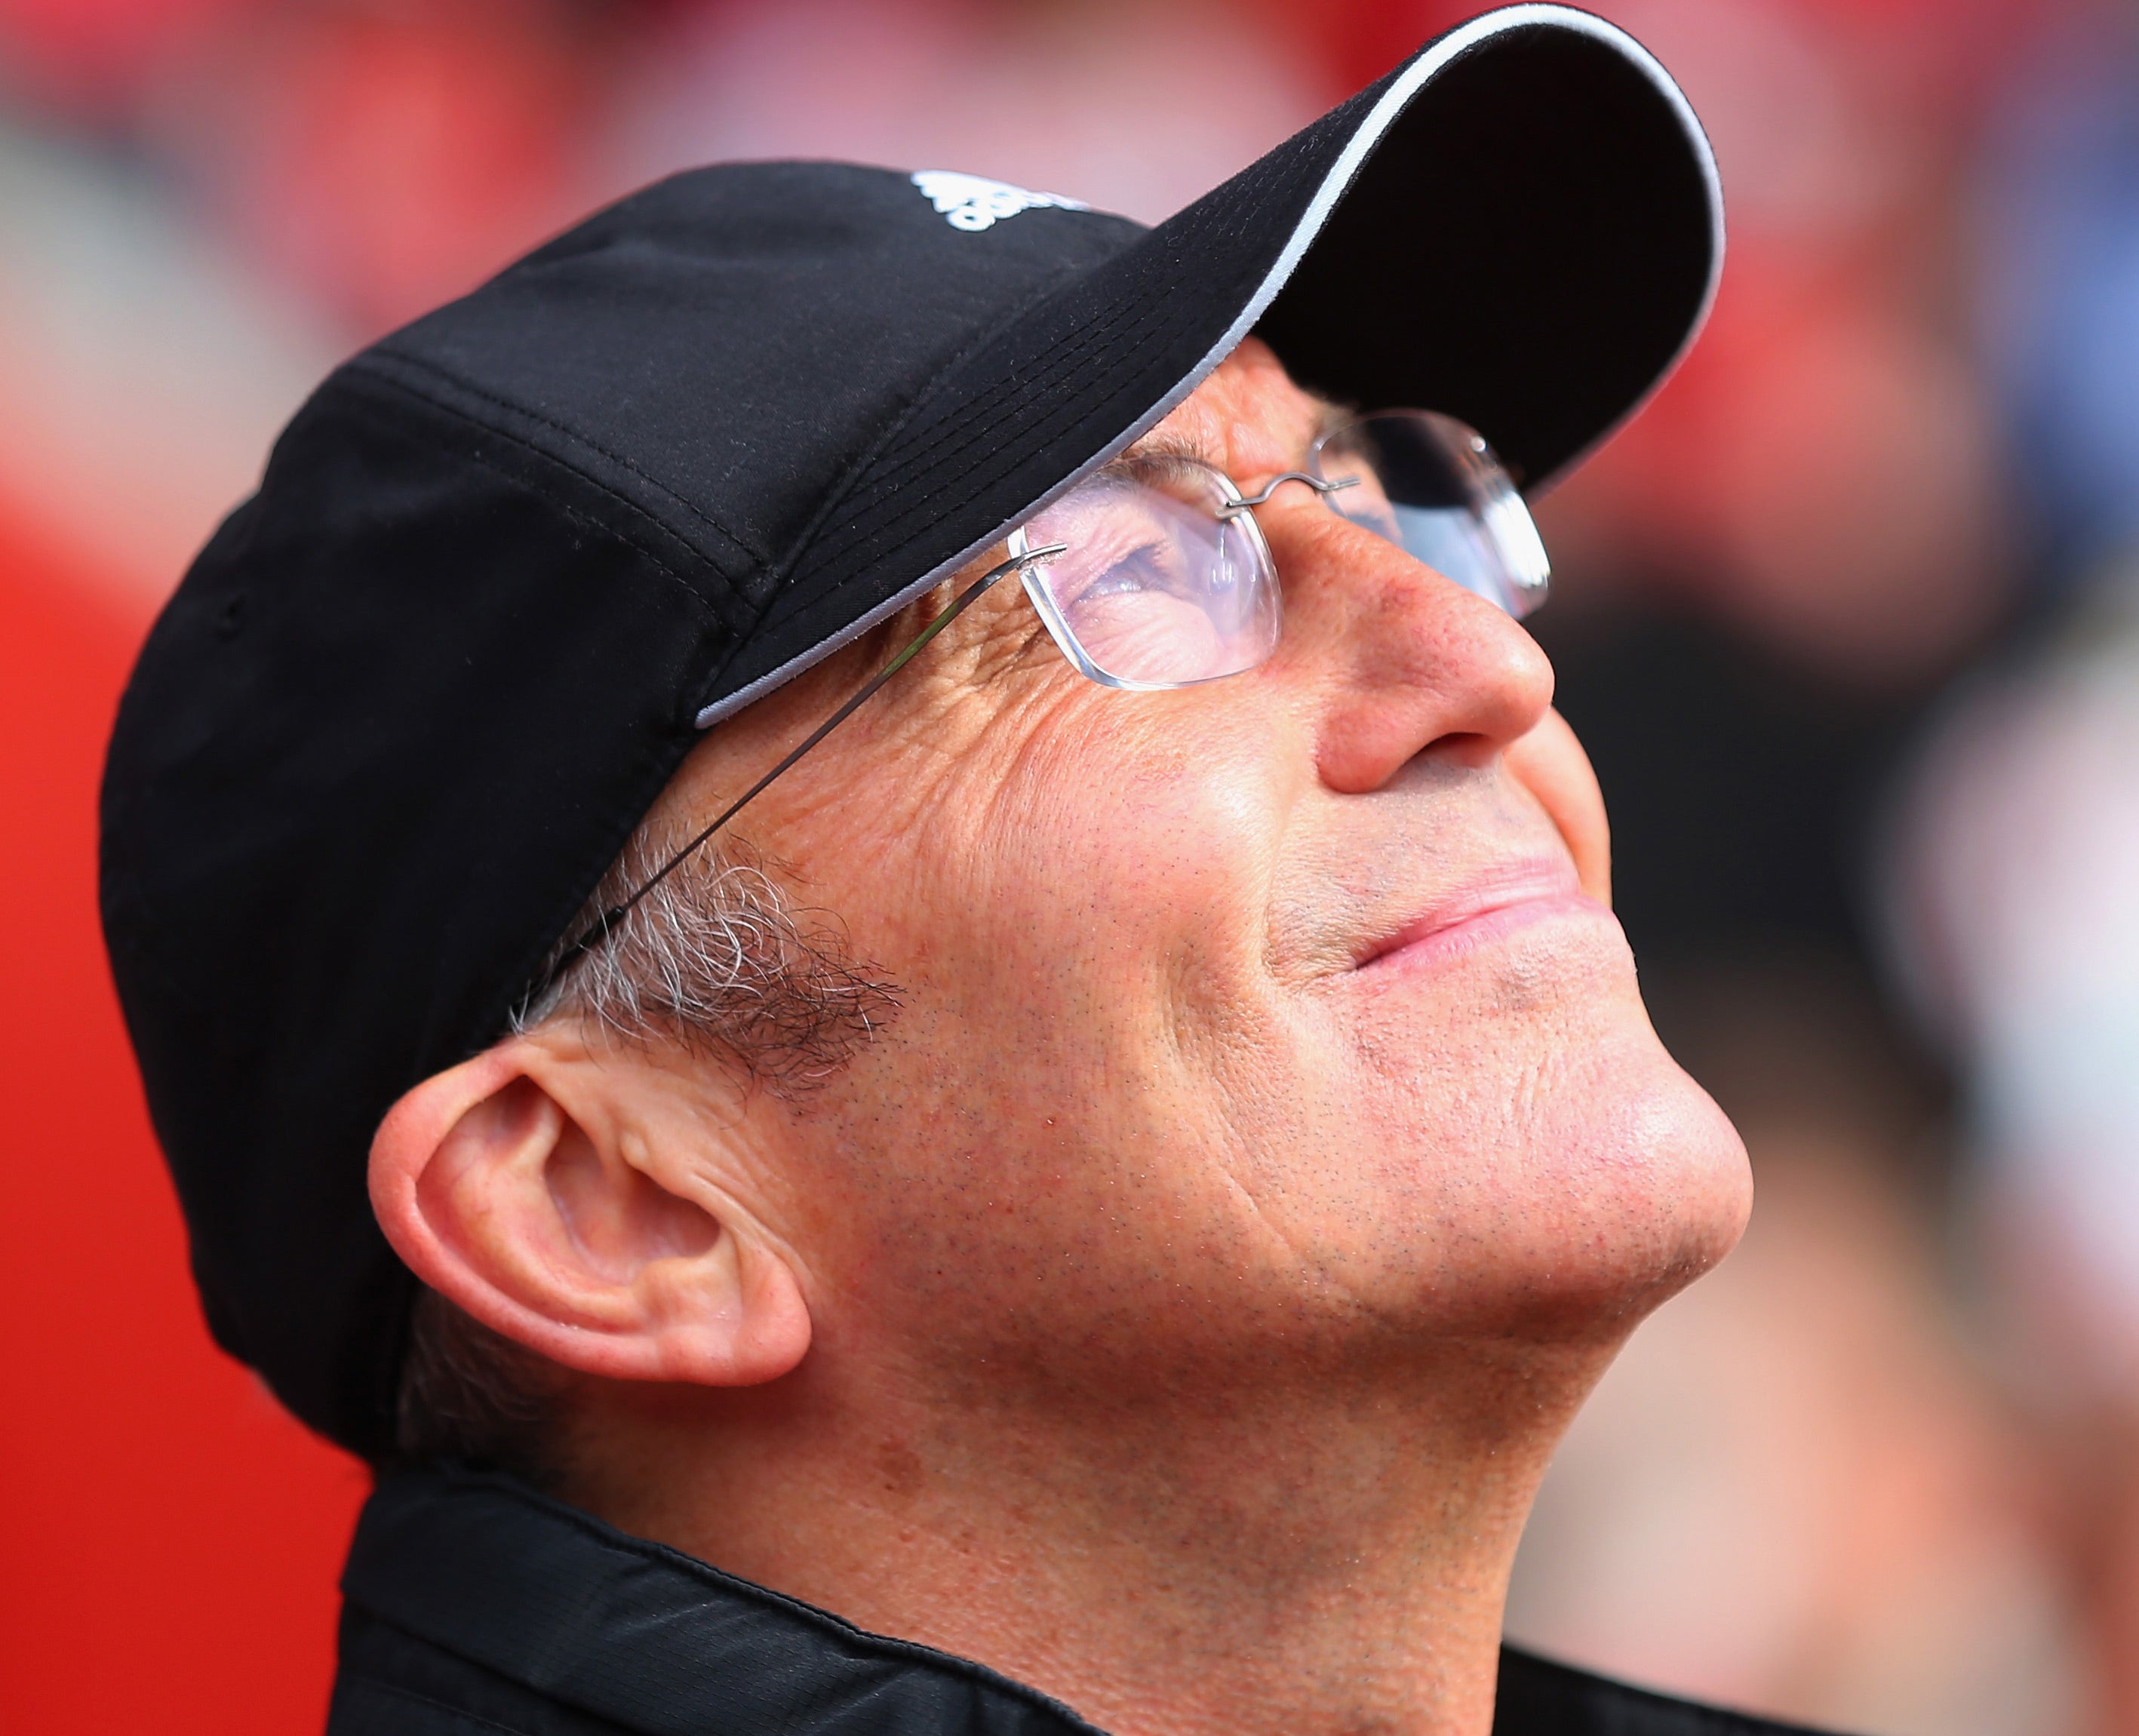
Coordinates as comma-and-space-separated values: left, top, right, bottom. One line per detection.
1353, 860, 1597, 972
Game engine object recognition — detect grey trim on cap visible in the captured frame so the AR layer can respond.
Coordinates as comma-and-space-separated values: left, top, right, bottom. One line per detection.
695, 4, 1723, 732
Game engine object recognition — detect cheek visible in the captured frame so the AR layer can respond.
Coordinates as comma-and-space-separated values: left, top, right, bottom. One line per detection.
895, 693, 1288, 1037
786, 699, 1308, 1351
1504, 708, 1611, 905
778, 689, 1747, 1368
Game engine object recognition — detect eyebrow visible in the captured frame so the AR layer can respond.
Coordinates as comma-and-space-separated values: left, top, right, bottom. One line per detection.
1117, 392, 1354, 471
1120, 428, 1222, 465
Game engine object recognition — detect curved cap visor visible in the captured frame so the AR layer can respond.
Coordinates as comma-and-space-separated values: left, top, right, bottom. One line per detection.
702, 3, 1719, 724
100, 4, 1719, 1457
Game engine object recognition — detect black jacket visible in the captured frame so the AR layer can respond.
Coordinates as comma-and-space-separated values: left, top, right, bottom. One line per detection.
330, 1464, 1825, 1736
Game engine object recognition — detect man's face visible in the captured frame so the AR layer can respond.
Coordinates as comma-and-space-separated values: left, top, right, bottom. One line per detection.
650, 340, 1749, 1406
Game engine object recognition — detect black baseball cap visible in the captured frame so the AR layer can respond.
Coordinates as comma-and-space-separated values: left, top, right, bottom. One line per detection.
100, 4, 1721, 1457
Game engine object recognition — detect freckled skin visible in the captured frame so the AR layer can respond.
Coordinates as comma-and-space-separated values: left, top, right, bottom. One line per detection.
391, 341, 1750, 1736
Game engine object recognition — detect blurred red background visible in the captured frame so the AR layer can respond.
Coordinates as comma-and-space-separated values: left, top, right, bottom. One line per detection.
0, 502, 367, 1732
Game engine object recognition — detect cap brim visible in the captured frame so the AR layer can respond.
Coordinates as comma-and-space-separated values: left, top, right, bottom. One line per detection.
700, 2, 1720, 727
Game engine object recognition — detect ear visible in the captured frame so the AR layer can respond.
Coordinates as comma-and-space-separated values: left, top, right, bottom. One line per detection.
368, 1039, 811, 1385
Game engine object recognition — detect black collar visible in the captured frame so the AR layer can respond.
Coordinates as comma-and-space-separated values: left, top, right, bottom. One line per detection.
340, 1463, 1831, 1736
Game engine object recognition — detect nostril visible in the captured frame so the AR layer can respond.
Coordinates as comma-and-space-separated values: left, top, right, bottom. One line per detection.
1424, 730, 1498, 763
1311, 585, 1557, 794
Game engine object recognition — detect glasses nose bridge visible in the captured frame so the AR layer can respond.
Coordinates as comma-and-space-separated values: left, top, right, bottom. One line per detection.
1216, 469, 1359, 518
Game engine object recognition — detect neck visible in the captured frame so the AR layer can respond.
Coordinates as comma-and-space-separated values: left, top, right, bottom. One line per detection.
558, 1332, 1616, 1736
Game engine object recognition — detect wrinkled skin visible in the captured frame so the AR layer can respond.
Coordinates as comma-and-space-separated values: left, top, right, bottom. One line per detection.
372, 340, 1750, 1736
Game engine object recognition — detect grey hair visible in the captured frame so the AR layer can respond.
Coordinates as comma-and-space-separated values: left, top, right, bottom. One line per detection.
393, 1284, 565, 1481
390, 823, 899, 1476
511, 825, 901, 1081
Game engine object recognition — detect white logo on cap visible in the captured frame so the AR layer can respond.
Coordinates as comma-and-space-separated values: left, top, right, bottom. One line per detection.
911, 170, 1089, 232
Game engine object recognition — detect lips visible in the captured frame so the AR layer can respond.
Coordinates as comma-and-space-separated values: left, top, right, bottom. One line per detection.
1353, 859, 1597, 972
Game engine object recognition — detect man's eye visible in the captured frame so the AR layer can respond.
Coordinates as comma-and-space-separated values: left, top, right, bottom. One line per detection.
1079, 541, 1182, 601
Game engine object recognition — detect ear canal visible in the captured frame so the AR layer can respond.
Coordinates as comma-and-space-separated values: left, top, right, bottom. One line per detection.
541, 1114, 720, 1283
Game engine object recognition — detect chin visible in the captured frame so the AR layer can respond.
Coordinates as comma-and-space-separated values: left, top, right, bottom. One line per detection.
1333, 914, 1753, 1343
1497, 1026, 1753, 1340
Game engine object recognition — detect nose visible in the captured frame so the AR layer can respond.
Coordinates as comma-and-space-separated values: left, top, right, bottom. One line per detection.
1264, 502, 1557, 794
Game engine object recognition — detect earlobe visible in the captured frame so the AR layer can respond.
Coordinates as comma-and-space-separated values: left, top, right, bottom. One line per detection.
368, 1042, 812, 1387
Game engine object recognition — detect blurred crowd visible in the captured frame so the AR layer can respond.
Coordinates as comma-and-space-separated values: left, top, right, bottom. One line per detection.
4, 1, 2137, 1732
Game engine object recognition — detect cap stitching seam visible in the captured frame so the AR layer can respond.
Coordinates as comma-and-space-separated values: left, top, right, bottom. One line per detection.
829, 132, 1360, 555
352, 352, 767, 591
364, 346, 770, 573
784, 296, 1171, 604
764, 250, 1126, 622
888, 293, 1191, 481
332, 367, 745, 629
825, 228, 1269, 544
868, 272, 1182, 484
782, 270, 1228, 616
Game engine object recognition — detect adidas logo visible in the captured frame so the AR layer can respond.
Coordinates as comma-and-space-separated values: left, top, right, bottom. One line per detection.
911, 170, 1091, 232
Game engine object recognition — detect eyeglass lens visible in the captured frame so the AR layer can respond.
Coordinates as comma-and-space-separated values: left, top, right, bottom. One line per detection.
1007, 411, 1549, 693
1012, 454, 1283, 690
1309, 411, 1550, 619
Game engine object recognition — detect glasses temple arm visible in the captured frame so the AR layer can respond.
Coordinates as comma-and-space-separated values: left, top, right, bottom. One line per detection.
528, 544, 1068, 1000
